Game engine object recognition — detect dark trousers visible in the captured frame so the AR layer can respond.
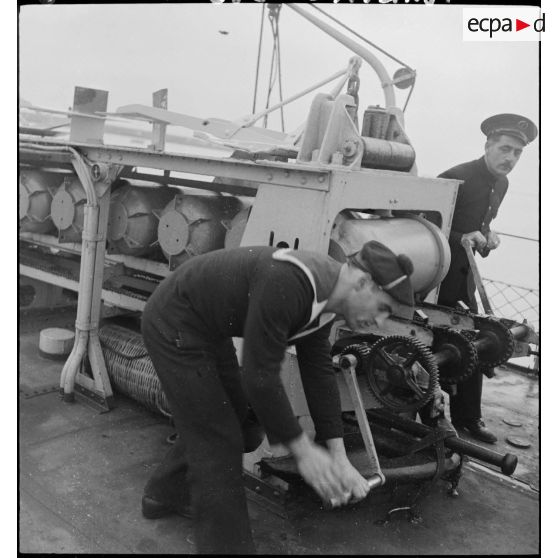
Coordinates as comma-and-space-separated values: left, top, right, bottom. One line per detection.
438, 244, 483, 423
141, 309, 256, 555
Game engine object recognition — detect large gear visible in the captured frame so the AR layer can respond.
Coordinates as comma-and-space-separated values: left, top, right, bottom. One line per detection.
339, 342, 373, 370
431, 327, 478, 385
473, 316, 515, 368
365, 336, 439, 413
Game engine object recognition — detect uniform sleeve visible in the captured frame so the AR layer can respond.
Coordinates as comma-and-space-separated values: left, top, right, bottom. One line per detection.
295, 326, 344, 442
490, 178, 509, 223
241, 264, 310, 445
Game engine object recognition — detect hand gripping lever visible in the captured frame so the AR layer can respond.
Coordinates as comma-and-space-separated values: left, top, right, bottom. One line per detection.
326, 354, 386, 509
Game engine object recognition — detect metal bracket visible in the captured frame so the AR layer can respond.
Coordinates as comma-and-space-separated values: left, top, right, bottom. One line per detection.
297, 94, 364, 169
73, 382, 114, 413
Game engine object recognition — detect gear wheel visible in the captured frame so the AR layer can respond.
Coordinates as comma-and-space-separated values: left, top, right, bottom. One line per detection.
431, 327, 478, 385
473, 316, 515, 368
339, 343, 373, 371
365, 336, 439, 413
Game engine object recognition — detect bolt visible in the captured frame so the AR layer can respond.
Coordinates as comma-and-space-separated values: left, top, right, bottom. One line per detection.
267, 173, 273, 181
318, 176, 326, 183
301, 177, 307, 185
342, 140, 358, 157
284, 170, 290, 177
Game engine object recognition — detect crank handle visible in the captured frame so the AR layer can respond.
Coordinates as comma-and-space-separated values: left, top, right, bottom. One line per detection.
325, 473, 385, 509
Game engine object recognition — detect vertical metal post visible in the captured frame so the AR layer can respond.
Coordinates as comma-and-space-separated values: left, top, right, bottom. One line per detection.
59, 87, 117, 409
151, 88, 168, 152
85, 187, 114, 406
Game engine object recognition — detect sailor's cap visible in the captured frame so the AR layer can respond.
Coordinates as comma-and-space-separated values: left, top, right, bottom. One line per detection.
481, 113, 538, 145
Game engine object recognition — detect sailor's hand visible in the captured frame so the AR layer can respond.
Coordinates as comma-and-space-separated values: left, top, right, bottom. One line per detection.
330, 452, 370, 503
462, 231, 487, 251
486, 230, 500, 251
288, 434, 346, 503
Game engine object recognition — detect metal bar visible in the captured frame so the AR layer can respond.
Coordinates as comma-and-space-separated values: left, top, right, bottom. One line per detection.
462, 239, 494, 315
365, 409, 517, 476
236, 65, 352, 130
20, 105, 106, 121
19, 146, 74, 166
20, 264, 79, 292
19, 264, 147, 312
20, 232, 170, 278
339, 355, 384, 481
118, 169, 258, 197
285, 4, 396, 108
33, 141, 331, 191
103, 253, 169, 278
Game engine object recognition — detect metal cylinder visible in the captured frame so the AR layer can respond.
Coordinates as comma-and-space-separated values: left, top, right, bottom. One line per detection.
107, 182, 176, 256
330, 213, 451, 295
361, 136, 415, 171
51, 175, 87, 242
19, 170, 61, 234
157, 194, 243, 268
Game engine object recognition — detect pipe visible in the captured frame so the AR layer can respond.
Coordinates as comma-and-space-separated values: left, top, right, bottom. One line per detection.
60, 149, 101, 400
365, 409, 517, 476
383, 453, 461, 483
285, 3, 396, 108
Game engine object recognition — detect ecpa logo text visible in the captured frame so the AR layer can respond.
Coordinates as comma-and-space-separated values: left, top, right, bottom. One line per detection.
467, 13, 545, 38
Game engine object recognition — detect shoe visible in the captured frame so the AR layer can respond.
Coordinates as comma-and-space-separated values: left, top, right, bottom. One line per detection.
141, 495, 193, 519
453, 419, 497, 444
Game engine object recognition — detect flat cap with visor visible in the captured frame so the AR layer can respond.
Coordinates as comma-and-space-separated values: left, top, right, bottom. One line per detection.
481, 113, 538, 145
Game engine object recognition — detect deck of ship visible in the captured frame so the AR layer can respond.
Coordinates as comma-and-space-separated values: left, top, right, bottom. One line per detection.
18, 306, 539, 554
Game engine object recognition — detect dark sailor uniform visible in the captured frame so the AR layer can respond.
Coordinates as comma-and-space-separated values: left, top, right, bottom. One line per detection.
141, 246, 344, 554
437, 157, 508, 423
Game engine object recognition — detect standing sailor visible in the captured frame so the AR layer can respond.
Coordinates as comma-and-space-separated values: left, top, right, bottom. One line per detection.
437, 113, 538, 443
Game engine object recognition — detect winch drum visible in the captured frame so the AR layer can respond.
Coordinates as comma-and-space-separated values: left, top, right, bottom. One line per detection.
330, 213, 451, 295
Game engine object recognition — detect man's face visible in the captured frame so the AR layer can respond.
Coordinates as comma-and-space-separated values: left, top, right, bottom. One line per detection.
340, 279, 395, 332
484, 134, 524, 177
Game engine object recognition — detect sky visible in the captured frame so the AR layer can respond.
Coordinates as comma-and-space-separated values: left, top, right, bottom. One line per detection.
18, 2, 541, 289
